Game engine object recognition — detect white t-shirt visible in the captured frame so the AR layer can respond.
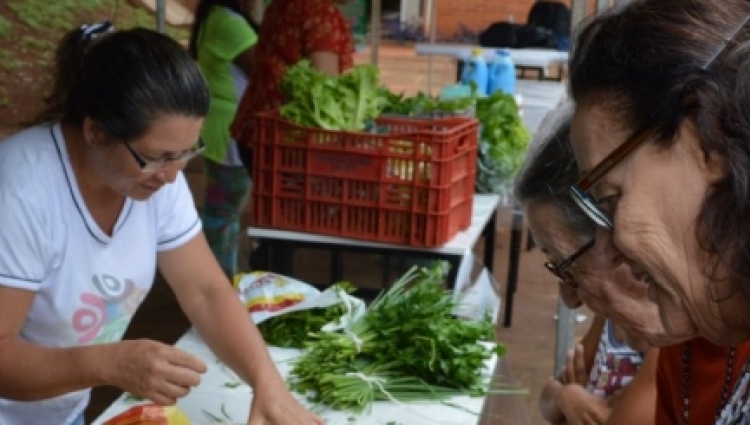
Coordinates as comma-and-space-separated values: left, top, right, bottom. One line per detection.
0, 123, 202, 425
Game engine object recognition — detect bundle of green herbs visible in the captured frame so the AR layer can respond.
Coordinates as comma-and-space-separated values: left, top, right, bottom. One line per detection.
257, 282, 356, 349
279, 61, 387, 131
288, 263, 515, 413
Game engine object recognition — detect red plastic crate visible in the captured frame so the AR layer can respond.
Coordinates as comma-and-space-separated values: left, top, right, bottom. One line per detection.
252, 111, 479, 247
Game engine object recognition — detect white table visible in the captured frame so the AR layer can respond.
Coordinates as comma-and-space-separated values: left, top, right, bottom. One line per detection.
415, 43, 568, 80
415, 44, 568, 68
94, 329, 506, 425
516, 79, 568, 108
248, 195, 501, 306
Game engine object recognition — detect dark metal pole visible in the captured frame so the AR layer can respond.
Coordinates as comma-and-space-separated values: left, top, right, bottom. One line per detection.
156, 0, 166, 33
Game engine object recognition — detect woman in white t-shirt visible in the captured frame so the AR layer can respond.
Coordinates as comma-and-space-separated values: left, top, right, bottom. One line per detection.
0, 22, 323, 425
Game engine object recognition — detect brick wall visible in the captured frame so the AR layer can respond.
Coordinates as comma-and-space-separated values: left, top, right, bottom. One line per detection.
434, 0, 597, 39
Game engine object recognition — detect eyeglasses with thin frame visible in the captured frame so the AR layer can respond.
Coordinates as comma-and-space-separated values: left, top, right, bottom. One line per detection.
124, 137, 206, 174
569, 125, 661, 230
544, 238, 596, 288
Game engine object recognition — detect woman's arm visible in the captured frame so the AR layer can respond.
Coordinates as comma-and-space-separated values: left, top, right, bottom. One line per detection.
605, 348, 658, 425
158, 233, 280, 390
233, 46, 255, 78
0, 286, 103, 400
309, 51, 340, 75
0, 286, 203, 403
555, 383, 611, 425
158, 232, 321, 423
580, 315, 606, 376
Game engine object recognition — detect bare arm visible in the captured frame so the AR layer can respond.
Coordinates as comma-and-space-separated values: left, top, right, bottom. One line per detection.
580, 315, 606, 375
556, 384, 611, 425
605, 348, 658, 425
0, 286, 108, 400
158, 232, 281, 390
158, 232, 322, 424
309, 51, 340, 76
0, 286, 202, 404
233, 46, 255, 78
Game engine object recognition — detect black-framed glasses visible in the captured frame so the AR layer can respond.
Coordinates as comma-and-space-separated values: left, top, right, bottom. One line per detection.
544, 238, 596, 288
124, 137, 205, 174
569, 125, 661, 230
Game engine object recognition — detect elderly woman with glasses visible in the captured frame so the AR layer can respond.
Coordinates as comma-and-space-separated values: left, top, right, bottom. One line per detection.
514, 105, 660, 425
515, 103, 750, 424
567, 0, 750, 422
0, 24, 322, 425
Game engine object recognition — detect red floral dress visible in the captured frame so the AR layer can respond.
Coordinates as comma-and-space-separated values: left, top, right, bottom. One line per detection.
230, 0, 355, 146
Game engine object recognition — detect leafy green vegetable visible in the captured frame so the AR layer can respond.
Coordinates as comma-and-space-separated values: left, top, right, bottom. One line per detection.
124, 393, 143, 402
475, 91, 530, 195
280, 61, 387, 131
257, 282, 356, 348
381, 88, 476, 118
288, 263, 513, 413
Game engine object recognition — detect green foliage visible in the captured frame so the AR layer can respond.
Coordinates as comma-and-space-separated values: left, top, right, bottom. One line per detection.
288, 263, 509, 413
8, 0, 103, 31
475, 91, 530, 194
0, 16, 12, 38
381, 86, 477, 118
0, 51, 20, 71
0, 0, 192, 124
280, 60, 388, 131
257, 282, 356, 348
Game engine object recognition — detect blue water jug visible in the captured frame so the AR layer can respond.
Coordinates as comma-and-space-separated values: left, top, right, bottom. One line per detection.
460, 48, 489, 96
488, 49, 516, 95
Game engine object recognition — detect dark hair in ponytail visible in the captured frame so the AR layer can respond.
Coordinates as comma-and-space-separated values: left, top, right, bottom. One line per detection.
188, 0, 259, 59
34, 24, 210, 141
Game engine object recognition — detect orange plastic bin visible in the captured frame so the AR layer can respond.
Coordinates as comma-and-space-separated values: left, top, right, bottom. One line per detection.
251, 112, 479, 247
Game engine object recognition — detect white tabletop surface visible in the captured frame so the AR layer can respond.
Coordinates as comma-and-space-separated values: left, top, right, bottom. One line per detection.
248, 194, 500, 256
414, 43, 569, 69
95, 329, 499, 425
516, 79, 567, 109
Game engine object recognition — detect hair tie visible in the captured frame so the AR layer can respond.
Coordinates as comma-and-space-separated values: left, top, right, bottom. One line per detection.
80, 20, 114, 42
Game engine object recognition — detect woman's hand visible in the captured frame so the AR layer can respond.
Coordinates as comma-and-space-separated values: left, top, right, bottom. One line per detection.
560, 343, 589, 385
555, 384, 610, 425
247, 381, 324, 425
105, 339, 206, 406
540, 377, 567, 424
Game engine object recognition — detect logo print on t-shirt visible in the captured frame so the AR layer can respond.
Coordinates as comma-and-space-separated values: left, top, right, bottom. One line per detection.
72, 274, 146, 344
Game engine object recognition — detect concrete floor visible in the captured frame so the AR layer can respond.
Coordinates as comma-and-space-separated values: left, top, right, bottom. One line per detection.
81, 44, 590, 424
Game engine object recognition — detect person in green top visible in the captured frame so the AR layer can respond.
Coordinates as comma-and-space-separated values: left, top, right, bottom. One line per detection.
189, 0, 257, 278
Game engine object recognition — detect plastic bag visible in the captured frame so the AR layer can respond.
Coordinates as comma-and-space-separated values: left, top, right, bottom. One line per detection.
233, 271, 365, 331
103, 404, 190, 424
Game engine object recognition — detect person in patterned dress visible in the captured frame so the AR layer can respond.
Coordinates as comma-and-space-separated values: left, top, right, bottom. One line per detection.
230, 0, 355, 174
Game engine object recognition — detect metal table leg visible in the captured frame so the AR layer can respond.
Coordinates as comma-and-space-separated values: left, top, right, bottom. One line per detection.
503, 209, 524, 327
483, 209, 498, 274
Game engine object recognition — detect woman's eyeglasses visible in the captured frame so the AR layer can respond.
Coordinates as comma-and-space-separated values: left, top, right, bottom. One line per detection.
544, 238, 595, 288
569, 125, 660, 230
124, 138, 206, 174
